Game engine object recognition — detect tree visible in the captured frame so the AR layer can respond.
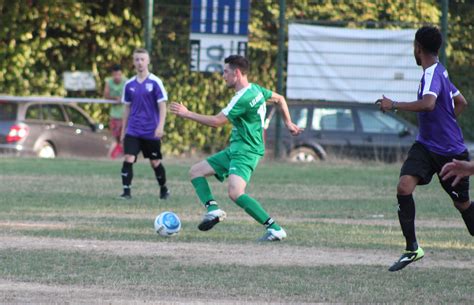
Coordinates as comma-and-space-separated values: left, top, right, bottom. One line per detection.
0, 0, 472, 154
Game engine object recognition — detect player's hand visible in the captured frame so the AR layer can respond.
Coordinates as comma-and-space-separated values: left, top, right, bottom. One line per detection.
155, 127, 164, 138
286, 121, 304, 136
440, 159, 474, 186
170, 102, 189, 118
376, 95, 393, 113
120, 133, 125, 143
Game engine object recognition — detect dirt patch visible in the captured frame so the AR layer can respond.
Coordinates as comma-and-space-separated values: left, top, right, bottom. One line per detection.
0, 279, 279, 305
0, 221, 71, 230
1, 235, 472, 270
9, 211, 466, 229
312, 218, 466, 228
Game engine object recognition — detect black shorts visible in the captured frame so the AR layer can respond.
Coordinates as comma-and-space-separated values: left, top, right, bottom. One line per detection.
124, 135, 163, 160
400, 142, 470, 202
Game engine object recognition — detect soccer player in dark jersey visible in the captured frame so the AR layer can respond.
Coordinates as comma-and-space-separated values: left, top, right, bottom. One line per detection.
119, 48, 170, 200
377, 26, 473, 271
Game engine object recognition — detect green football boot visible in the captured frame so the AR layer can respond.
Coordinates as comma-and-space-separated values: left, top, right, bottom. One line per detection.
388, 247, 424, 272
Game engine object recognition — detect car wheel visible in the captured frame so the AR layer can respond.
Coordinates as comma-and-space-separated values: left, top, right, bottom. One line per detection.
288, 147, 320, 162
37, 142, 56, 159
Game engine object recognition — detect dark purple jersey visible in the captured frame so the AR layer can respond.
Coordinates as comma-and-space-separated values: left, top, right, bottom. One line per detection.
122, 73, 167, 139
416, 63, 466, 156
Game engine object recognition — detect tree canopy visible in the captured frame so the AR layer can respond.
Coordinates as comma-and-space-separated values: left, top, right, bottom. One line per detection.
1, 0, 472, 153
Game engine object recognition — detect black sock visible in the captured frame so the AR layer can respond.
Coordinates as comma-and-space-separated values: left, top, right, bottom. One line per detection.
461, 202, 474, 236
121, 161, 133, 195
397, 194, 418, 251
153, 163, 166, 187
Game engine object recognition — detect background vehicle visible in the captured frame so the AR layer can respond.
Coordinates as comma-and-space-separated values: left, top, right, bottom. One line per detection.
0, 96, 113, 158
265, 101, 418, 162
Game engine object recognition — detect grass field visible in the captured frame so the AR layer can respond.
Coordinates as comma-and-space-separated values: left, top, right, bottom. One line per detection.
0, 157, 473, 304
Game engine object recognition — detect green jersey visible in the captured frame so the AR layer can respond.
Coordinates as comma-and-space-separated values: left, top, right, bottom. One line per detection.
107, 77, 127, 119
222, 83, 273, 156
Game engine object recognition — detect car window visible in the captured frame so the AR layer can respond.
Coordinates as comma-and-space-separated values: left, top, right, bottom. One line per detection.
0, 102, 17, 120
312, 108, 354, 131
64, 106, 90, 126
358, 109, 406, 134
265, 106, 308, 129
291, 107, 308, 128
25, 104, 42, 120
43, 105, 66, 122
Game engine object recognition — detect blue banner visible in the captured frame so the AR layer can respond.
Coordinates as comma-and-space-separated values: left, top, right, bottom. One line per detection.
191, 0, 249, 36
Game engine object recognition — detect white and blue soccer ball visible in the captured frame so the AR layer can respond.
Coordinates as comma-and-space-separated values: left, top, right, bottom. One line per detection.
154, 211, 181, 236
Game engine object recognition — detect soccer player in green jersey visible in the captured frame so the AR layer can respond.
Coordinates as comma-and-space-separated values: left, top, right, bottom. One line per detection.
170, 55, 302, 241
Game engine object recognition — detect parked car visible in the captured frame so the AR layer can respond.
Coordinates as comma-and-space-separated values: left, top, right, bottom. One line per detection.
264, 101, 418, 162
0, 96, 113, 158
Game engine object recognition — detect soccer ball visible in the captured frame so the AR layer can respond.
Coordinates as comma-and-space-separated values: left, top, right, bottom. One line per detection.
154, 211, 181, 236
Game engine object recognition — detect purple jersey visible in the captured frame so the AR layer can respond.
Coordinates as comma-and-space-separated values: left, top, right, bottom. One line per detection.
122, 73, 168, 139
416, 63, 465, 156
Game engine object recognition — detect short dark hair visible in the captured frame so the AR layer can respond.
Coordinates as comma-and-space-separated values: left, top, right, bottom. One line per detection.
224, 55, 249, 75
415, 26, 442, 55
111, 64, 122, 72
133, 48, 149, 55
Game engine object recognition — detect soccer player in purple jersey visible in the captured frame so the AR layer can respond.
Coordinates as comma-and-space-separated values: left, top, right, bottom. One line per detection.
377, 26, 473, 271
119, 48, 170, 200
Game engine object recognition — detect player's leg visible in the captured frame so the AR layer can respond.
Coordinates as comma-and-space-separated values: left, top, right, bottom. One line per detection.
389, 143, 433, 271
150, 158, 170, 199
397, 175, 419, 251
388, 174, 425, 271
144, 139, 169, 199
108, 118, 122, 158
438, 151, 474, 236
193, 150, 230, 231
227, 153, 286, 241
190, 160, 218, 211
120, 135, 139, 199
228, 174, 286, 241
441, 180, 474, 236
114, 119, 124, 156
454, 199, 474, 236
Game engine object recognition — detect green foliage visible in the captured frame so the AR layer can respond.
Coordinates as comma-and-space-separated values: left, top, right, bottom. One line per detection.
0, 0, 143, 123
0, 0, 473, 154
447, 0, 474, 140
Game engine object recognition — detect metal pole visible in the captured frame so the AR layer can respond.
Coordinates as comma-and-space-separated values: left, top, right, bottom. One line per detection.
145, 0, 154, 53
274, 0, 286, 159
440, 0, 448, 66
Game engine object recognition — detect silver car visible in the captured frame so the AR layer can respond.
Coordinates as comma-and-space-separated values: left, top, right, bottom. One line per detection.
0, 96, 113, 158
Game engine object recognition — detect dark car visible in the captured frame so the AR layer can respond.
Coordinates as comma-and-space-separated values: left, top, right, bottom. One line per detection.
264, 101, 418, 162
0, 96, 113, 158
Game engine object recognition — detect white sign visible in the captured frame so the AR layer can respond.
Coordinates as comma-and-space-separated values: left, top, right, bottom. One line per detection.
63, 71, 96, 91
190, 33, 247, 73
0, 95, 115, 104
287, 24, 419, 103
189, 0, 249, 73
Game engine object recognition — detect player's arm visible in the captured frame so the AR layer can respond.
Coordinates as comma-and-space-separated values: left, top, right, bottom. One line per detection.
376, 94, 436, 113
155, 102, 167, 138
453, 93, 468, 117
120, 104, 130, 142
103, 81, 120, 102
170, 102, 228, 128
267, 92, 303, 136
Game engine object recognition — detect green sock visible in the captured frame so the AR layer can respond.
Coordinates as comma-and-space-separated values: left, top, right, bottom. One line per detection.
191, 177, 218, 212
235, 194, 281, 230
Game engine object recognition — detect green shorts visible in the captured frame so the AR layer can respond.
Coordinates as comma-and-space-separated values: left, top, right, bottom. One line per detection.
207, 148, 261, 183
